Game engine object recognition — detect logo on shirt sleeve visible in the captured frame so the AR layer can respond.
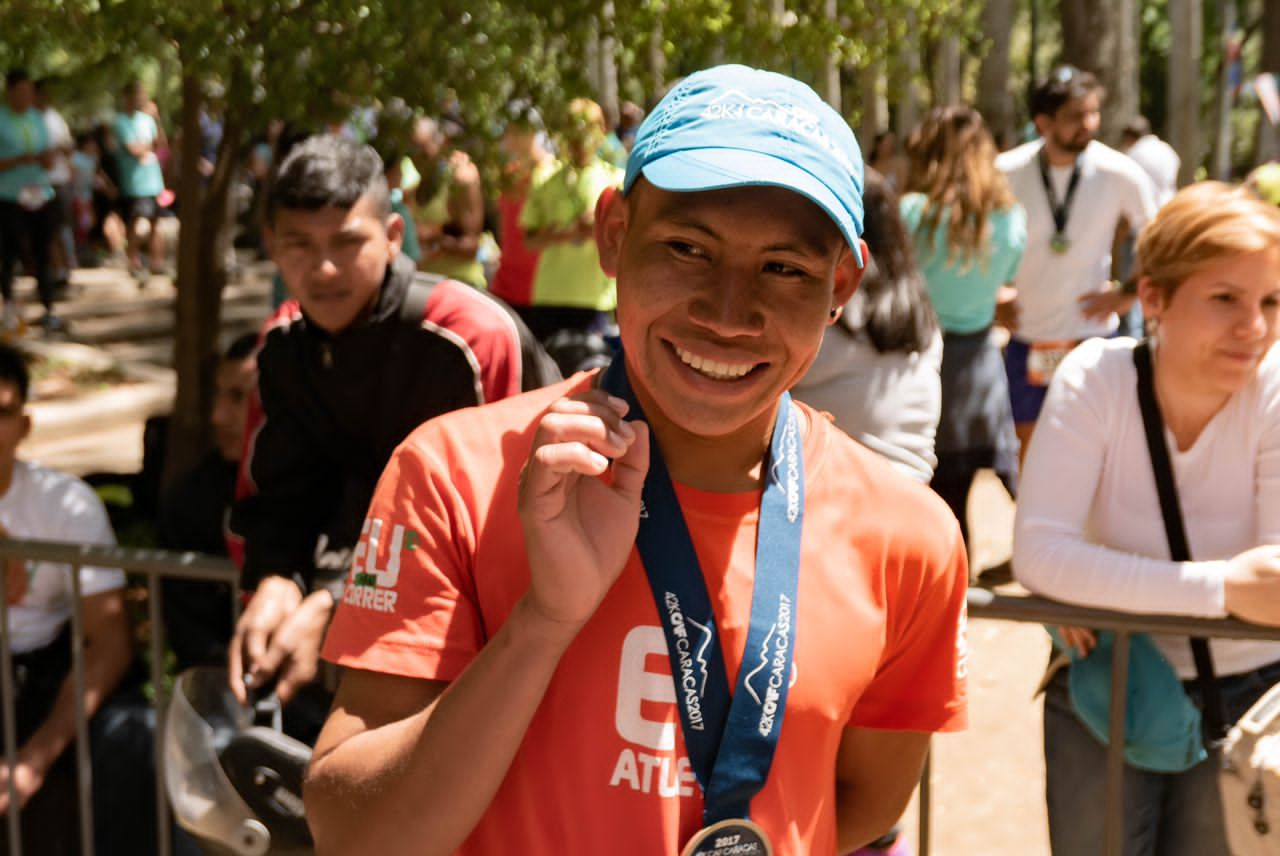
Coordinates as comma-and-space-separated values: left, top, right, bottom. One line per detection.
342, 517, 419, 614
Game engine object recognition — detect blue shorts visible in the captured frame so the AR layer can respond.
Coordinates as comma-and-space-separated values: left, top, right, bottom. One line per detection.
1004, 337, 1050, 424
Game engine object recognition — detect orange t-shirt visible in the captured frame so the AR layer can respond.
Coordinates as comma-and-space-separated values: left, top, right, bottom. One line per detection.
322, 374, 969, 855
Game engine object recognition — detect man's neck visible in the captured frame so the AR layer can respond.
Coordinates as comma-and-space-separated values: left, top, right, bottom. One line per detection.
629, 377, 779, 494
1042, 139, 1082, 168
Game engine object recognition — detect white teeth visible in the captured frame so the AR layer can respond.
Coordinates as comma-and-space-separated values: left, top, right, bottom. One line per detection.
674, 346, 754, 380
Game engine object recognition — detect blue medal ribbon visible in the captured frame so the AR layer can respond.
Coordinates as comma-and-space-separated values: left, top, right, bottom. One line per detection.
601, 354, 803, 825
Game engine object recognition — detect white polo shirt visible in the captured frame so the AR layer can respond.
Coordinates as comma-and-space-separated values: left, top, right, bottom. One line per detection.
997, 139, 1156, 342
3, 460, 121, 653
1126, 134, 1180, 206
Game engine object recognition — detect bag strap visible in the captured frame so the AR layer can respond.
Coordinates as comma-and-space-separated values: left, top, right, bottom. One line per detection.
1133, 339, 1229, 741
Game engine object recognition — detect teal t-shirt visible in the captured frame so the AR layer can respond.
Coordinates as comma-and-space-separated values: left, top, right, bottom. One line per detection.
112, 111, 165, 198
899, 192, 1027, 334
0, 106, 52, 205
519, 157, 622, 311
390, 189, 422, 263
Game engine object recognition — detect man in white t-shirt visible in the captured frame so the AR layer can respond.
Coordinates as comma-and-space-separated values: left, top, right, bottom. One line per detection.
0, 342, 132, 851
995, 65, 1157, 456
1121, 116, 1180, 207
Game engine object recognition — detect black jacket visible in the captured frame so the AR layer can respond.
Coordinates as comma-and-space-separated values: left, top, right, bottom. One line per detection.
229, 254, 558, 593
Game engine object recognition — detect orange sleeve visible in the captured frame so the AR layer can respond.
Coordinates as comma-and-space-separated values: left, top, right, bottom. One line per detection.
849, 518, 969, 733
321, 424, 487, 681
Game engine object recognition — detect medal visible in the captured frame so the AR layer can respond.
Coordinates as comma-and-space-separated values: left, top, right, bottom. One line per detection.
681, 818, 774, 856
601, 354, 802, 839
1038, 148, 1081, 259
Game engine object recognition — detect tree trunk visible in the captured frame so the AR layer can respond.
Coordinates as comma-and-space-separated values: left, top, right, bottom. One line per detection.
858, 65, 887, 157
598, 1, 620, 128
1258, 0, 1280, 162
822, 0, 840, 109
164, 72, 241, 487
977, 0, 1018, 147
1213, 0, 1238, 179
1059, 0, 1128, 143
1168, 0, 1202, 185
1111, 0, 1139, 135
893, 14, 922, 148
647, 20, 666, 108
932, 35, 962, 107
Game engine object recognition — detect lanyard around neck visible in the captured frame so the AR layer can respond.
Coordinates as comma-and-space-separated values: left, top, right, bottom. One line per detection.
599, 355, 805, 825
1037, 146, 1082, 238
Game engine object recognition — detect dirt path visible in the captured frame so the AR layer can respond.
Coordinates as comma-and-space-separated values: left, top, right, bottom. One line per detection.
899, 471, 1052, 856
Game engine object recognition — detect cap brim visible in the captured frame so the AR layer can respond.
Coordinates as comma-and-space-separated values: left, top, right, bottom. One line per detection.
639, 148, 864, 267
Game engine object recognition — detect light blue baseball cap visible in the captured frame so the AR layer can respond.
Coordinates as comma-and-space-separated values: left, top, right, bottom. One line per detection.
623, 64, 865, 266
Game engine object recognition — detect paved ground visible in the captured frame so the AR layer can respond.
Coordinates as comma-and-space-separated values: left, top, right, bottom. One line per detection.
14, 262, 1056, 856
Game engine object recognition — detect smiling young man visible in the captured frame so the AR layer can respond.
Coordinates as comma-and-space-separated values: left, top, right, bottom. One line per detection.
226, 134, 555, 727
307, 66, 968, 855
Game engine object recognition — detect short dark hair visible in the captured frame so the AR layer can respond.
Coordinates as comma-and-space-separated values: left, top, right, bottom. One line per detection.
266, 134, 389, 225
1122, 115, 1152, 142
0, 343, 31, 403
223, 332, 259, 363
5, 68, 31, 91
1029, 65, 1103, 119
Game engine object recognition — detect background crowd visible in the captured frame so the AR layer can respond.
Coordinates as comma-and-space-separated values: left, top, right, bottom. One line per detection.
3, 44, 1280, 856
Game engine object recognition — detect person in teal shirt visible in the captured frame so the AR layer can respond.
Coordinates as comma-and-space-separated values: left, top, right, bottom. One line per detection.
900, 104, 1025, 558
112, 80, 168, 280
0, 68, 62, 332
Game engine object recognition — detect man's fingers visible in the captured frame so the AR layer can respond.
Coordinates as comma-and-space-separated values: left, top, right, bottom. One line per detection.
527, 444, 611, 489
228, 624, 248, 703
536, 411, 634, 456
610, 421, 650, 498
252, 632, 289, 689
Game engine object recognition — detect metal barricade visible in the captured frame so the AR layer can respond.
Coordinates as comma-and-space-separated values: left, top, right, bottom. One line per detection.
0, 537, 238, 856
912, 587, 1280, 856
5, 536, 1280, 856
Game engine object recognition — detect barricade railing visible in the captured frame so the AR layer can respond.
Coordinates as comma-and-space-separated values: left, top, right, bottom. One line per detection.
0, 537, 239, 856
932, 587, 1280, 856
3, 537, 1278, 856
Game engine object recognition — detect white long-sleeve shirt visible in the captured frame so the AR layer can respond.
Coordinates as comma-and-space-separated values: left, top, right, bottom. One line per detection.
1013, 337, 1280, 677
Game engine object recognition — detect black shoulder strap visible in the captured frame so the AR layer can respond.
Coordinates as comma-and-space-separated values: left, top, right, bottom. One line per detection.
1133, 339, 1228, 740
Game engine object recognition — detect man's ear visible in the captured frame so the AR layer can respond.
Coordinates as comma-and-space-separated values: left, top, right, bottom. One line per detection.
831, 239, 868, 310
1032, 113, 1052, 140
19, 414, 30, 444
595, 186, 627, 277
385, 211, 405, 259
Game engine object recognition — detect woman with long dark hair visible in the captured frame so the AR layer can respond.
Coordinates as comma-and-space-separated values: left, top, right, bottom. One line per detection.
901, 104, 1026, 550
794, 169, 941, 485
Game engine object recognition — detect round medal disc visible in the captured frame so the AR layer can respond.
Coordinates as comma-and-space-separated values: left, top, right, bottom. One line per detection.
680, 818, 773, 856
1050, 233, 1071, 254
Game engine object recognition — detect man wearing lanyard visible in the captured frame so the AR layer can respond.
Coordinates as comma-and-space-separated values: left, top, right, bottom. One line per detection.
307, 65, 969, 855
995, 65, 1156, 462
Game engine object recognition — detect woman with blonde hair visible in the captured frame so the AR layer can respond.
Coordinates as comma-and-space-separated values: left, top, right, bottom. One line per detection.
901, 104, 1026, 554
1014, 181, 1280, 855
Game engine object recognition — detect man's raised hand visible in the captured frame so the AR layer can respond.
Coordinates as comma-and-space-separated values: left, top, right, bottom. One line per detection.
518, 390, 650, 632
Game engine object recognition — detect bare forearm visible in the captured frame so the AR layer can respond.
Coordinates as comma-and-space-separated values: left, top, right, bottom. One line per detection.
835, 781, 912, 852
306, 596, 579, 855
834, 730, 929, 851
23, 618, 132, 771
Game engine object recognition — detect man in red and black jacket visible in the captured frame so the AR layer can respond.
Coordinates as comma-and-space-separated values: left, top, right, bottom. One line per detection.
227, 134, 557, 728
